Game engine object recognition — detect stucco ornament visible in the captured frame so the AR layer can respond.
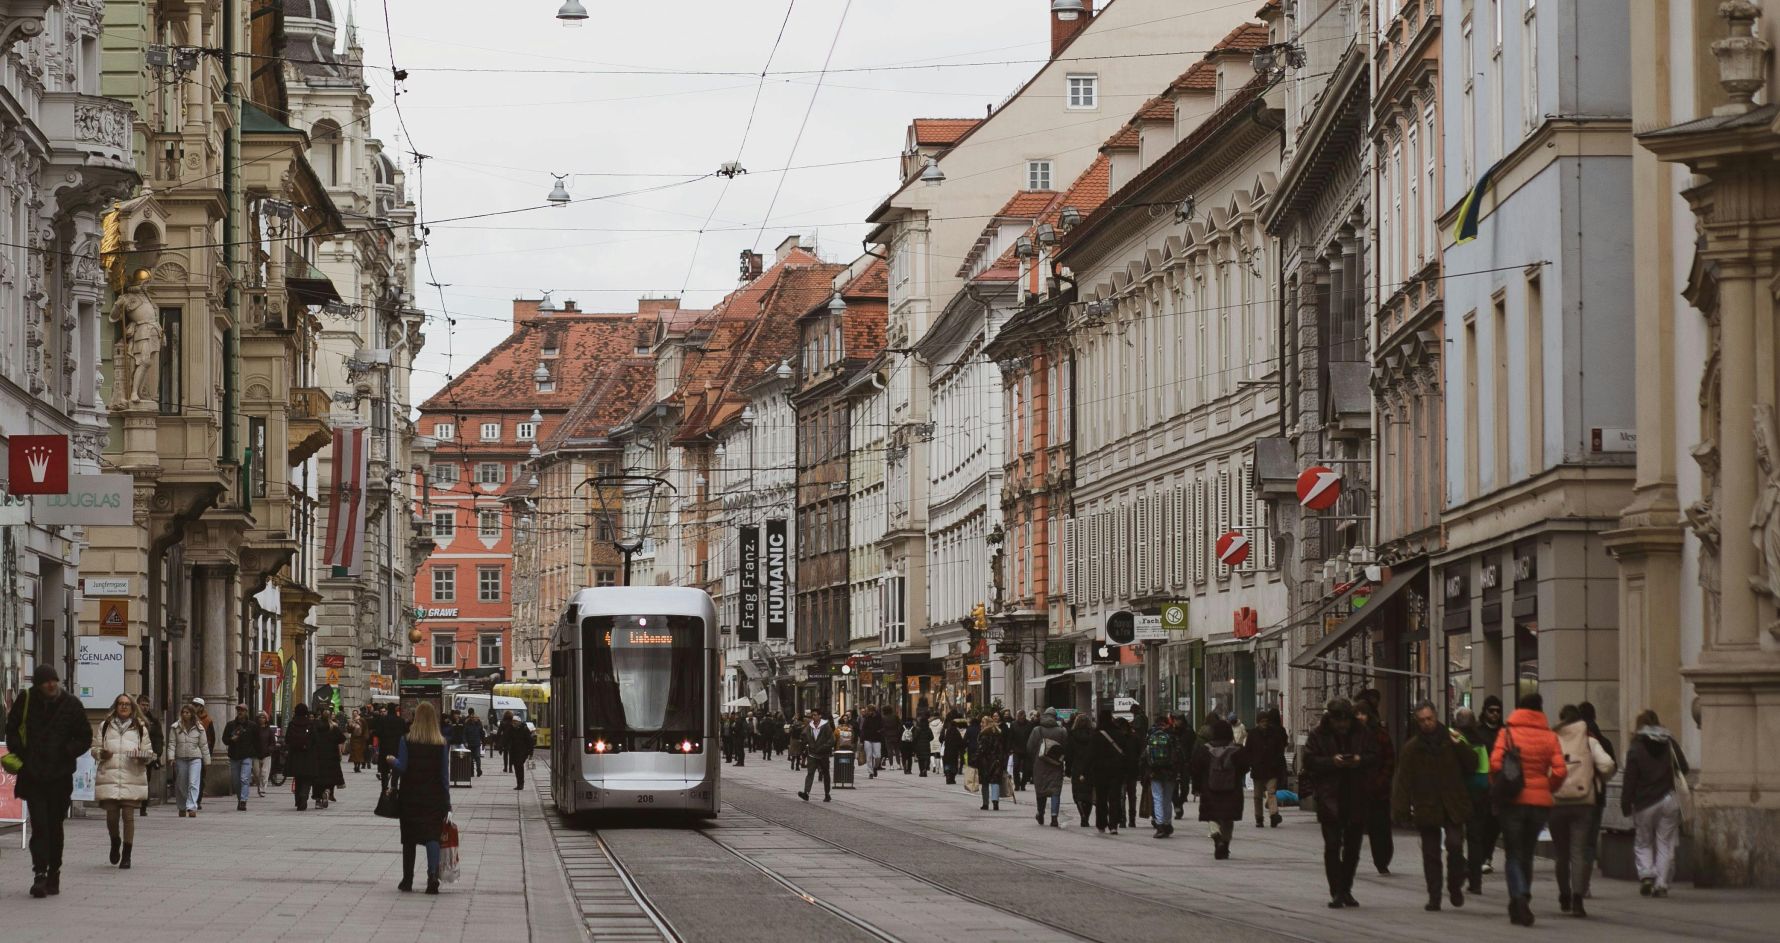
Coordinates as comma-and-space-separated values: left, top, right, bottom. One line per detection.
1749, 403, 1780, 639
110, 271, 162, 407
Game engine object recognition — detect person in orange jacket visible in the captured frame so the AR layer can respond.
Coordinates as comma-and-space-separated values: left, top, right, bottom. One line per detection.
1489, 692, 1568, 928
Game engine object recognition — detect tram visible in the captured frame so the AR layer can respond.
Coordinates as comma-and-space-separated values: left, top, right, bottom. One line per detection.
549, 586, 720, 818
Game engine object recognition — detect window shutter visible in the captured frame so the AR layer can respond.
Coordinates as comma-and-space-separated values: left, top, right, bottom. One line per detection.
1258, 499, 1276, 571
1149, 493, 1164, 594
1090, 511, 1103, 603
1062, 517, 1075, 598
1102, 509, 1114, 603
1238, 459, 1258, 573
1191, 479, 1207, 583
1113, 507, 1126, 600
1214, 468, 1232, 577
1134, 495, 1149, 593
1170, 485, 1184, 588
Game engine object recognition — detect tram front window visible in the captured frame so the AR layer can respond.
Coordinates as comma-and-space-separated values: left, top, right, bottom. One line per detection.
583, 614, 703, 751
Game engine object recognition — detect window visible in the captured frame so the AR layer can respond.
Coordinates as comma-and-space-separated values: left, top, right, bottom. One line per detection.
475, 462, 505, 484
1493, 293, 1510, 488
478, 566, 503, 602
432, 633, 455, 667
434, 422, 456, 441
1066, 73, 1098, 109
595, 517, 614, 543
246, 416, 268, 499
597, 461, 617, 477
540, 341, 559, 358
516, 421, 537, 441
1526, 273, 1545, 471
479, 633, 502, 668
158, 307, 183, 414
595, 568, 617, 588
537, 377, 555, 393
430, 463, 459, 488
1461, 16, 1475, 184
1463, 316, 1479, 500
478, 509, 502, 539
432, 566, 456, 602
1027, 160, 1053, 190
431, 509, 455, 541
1522, 0, 1539, 132
480, 422, 501, 441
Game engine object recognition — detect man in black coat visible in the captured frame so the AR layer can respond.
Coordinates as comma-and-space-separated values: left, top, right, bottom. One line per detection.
222, 705, 259, 811
1245, 707, 1290, 828
1301, 697, 1378, 909
797, 710, 836, 802
6, 665, 92, 897
376, 705, 408, 792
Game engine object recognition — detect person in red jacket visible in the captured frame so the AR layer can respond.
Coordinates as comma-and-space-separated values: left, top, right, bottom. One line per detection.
1489, 692, 1568, 927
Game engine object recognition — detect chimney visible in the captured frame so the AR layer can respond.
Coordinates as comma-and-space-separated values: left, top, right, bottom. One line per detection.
561, 298, 579, 313
637, 297, 681, 319
1051, 0, 1094, 57
774, 235, 803, 263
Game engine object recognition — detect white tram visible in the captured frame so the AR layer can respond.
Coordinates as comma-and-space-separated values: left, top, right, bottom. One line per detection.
549, 586, 720, 818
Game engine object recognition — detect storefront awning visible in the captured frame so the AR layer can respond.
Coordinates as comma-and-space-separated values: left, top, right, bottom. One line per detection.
1024, 666, 1092, 686
1289, 562, 1428, 670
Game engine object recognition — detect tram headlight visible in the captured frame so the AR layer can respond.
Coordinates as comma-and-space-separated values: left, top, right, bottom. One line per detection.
586, 738, 617, 755
678, 739, 696, 754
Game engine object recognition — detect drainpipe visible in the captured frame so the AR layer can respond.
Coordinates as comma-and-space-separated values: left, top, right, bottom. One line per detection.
221, 0, 238, 469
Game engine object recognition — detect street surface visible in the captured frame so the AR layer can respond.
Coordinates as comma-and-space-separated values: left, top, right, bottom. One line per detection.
3, 759, 1778, 942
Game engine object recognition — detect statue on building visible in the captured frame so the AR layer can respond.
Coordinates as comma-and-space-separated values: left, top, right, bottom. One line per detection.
1749, 404, 1780, 639
109, 269, 161, 408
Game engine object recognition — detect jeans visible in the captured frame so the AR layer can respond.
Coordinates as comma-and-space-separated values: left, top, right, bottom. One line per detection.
803, 756, 831, 796
1253, 776, 1279, 821
985, 775, 1001, 805
1043, 791, 1061, 817
863, 741, 881, 772
402, 840, 442, 880
1320, 817, 1365, 898
233, 757, 254, 801
1466, 793, 1500, 885
1584, 802, 1606, 879
1364, 797, 1395, 871
174, 757, 202, 812
1151, 779, 1175, 829
26, 790, 68, 874
1632, 792, 1681, 890
1419, 823, 1466, 897
252, 756, 268, 791
1499, 803, 1550, 900
468, 744, 482, 775
1550, 803, 1596, 901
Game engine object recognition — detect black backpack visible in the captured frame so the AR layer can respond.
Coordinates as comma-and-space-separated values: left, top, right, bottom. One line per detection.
1206, 744, 1240, 792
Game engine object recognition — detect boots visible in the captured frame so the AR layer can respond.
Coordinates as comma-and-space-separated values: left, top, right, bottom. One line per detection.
29, 870, 47, 899
399, 844, 416, 891
1050, 815, 1059, 827
45, 871, 59, 896
992, 800, 999, 811
1426, 893, 1441, 912
980, 796, 989, 811
425, 872, 440, 895
1035, 808, 1045, 825
118, 844, 133, 870
110, 831, 122, 864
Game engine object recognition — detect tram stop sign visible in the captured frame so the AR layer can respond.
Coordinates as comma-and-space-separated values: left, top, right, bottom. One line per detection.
1296, 465, 1343, 510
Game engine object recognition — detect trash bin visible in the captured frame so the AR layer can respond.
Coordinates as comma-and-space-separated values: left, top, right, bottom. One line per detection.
832, 752, 855, 788
450, 748, 474, 788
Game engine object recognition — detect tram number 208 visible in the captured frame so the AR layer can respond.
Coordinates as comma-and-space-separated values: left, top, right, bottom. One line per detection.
635, 795, 655, 804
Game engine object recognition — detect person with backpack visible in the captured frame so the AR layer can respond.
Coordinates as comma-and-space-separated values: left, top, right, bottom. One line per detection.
1246, 707, 1289, 828
1551, 704, 1616, 917
1139, 714, 1186, 838
1621, 709, 1688, 899
1490, 692, 1568, 927
1302, 697, 1377, 908
1188, 717, 1248, 859
1391, 701, 1476, 911
1027, 708, 1068, 826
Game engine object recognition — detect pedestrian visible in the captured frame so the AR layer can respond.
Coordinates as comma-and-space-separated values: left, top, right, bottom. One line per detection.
1117, 715, 1143, 828
1170, 713, 1195, 819
312, 708, 346, 808
1470, 696, 1506, 877
928, 712, 945, 769
1490, 691, 1568, 927
1139, 713, 1185, 838
1390, 701, 1474, 911
1089, 708, 1127, 835
798, 709, 835, 802
787, 716, 805, 770
166, 703, 209, 818
773, 712, 790, 761
222, 704, 259, 812
879, 706, 900, 771
1451, 707, 1494, 893
729, 712, 747, 768
377, 705, 407, 793
190, 698, 215, 810
386, 701, 451, 894
1301, 697, 1375, 909
285, 703, 317, 810
463, 709, 485, 777
761, 711, 778, 762
505, 710, 535, 789
974, 712, 1009, 811
1229, 712, 1248, 747
1351, 699, 1396, 874
1027, 708, 1068, 827
1246, 707, 1288, 828
1621, 709, 1688, 900
348, 712, 368, 772
1576, 701, 1617, 894
859, 705, 884, 778
134, 695, 163, 818
896, 709, 916, 774
1010, 711, 1034, 790
942, 712, 967, 785
4, 665, 91, 898
907, 711, 931, 777
93, 693, 155, 871
253, 711, 276, 798
1066, 713, 1096, 827
1188, 717, 1247, 858
1550, 703, 1616, 917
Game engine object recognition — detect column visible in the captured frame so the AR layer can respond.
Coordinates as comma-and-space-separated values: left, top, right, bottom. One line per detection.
196, 563, 235, 713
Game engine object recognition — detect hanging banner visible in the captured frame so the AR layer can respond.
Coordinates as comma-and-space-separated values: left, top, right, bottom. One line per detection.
764, 518, 788, 640
323, 426, 369, 573
737, 524, 760, 643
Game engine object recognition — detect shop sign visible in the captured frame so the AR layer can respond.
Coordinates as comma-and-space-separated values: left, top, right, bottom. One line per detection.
1133, 613, 1166, 642
1296, 465, 1341, 510
1074, 642, 1091, 669
1044, 641, 1075, 672
31, 473, 133, 525
6, 435, 70, 495
81, 577, 131, 597
368, 675, 394, 694
75, 636, 126, 705
859, 671, 874, 686
320, 653, 346, 669
965, 663, 983, 684
258, 652, 283, 678
763, 519, 788, 640
420, 608, 459, 619
737, 524, 760, 643
1233, 606, 1259, 639
1160, 601, 1189, 630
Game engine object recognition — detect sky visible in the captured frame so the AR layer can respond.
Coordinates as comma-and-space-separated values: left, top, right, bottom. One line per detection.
350, 0, 1078, 409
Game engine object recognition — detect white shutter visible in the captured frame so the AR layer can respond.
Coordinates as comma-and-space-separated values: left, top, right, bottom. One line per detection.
1116, 506, 1129, 600
1104, 509, 1116, 603
1171, 485, 1185, 588
1191, 479, 1207, 584
1134, 496, 1149, 593
1214, 468, 1232, 577
1061, 517, 1075, 598
1238, 460, 1258, 573
1088, 513, 1101, 603
1097, 510, 1109, 603
1149, 493, 1164, 594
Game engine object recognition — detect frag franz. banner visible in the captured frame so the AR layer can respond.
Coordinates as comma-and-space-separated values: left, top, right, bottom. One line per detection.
764, 518, 788, 640
323, 426, 368, 573
737, 524, 759, 643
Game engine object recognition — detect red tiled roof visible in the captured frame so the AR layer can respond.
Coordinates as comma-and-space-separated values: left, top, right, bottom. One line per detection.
1169, 23, 1267, 94
842, 258, 888, 298
1102, 124, 1140, 150
1138, 96, 1174, 121
421, 312, 643, 413
995, 190, 1059, 218
1216, 22, 1269, 52
1172, 61, 1216, 92
911, 118, 981, 147
543, 356, 656, 451
975, 156, 1113, 282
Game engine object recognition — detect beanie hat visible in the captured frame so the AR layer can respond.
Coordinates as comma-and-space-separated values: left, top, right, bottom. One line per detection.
31, 663, 59, 686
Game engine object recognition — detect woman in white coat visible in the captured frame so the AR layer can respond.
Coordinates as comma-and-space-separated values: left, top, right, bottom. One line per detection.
166, 703, 210, 817
93, 694, 157, 869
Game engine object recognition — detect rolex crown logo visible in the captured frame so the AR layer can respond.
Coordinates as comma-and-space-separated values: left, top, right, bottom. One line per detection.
23, 446, 53, 483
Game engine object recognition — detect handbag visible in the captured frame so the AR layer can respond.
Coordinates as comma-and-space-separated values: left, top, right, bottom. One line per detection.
1491, 727, 1524, 806
374, 786, 402, 819
963, 765, 979, 793
1668, 743, 1694, 835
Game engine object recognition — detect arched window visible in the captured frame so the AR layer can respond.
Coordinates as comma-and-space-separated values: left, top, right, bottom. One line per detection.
310, 120, 343, 186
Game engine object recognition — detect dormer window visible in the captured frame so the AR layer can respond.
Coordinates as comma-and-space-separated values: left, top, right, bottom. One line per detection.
540, 341, 560, 359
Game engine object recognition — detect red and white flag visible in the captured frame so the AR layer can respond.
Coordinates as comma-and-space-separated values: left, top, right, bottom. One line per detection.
323, 426, 369, 573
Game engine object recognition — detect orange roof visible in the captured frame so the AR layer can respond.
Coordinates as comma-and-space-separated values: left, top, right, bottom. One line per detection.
996, 190, 1059, 218
1216, 22, 1270, 53
1172, 61, 1216, 92
543, 357, 656, 451
1102, 124, 1140, 150
911, 118, 981, 147
421, 312, 643, 413
1138, 96, 1174, 121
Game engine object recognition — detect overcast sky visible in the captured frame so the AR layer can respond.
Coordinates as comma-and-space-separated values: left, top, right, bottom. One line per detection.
353, 0, 1080, 408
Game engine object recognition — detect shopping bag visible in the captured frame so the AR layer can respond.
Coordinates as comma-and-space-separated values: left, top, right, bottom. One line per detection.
438, 816, 462, 884
1002, 774, 1017, 803
1669, 746, 1694, 835
964, 765, 979, 793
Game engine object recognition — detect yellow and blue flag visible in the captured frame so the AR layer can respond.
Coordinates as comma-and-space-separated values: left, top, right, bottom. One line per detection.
1452, 158, 1505, 245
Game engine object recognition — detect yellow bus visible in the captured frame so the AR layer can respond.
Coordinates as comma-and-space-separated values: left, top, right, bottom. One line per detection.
495, 682, 551, 748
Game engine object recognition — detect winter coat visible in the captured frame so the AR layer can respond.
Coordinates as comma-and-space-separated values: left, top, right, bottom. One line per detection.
1390, 727, 1474, 827
912, 718, 934, 753
1490, 708, 1568, 807
1136, 725, 1187, 785
1121, 725, 1145, 782
462, 718, 485, 750
1027, 716, 1068, 796
1188, 737, 1250, 822
93, 718, 156, 804
1362, 721, 1395, 800
1454, 726, 1492, 798
284, 717, 317, 779
1088, 728, 1127, 785
860, 713, 885, 744
348, 721, 369, 765
166, 721, 211, 764
313, 719, 346, 787
1010, 719, 1034, 758
1244, 723, 1289, 783
1621, 726, 1689, 816
393, 738, 451, 845
256, 723, 278, 760
800, 721, 835, 760
223, 718, 260, 762
973, 727, 1009, 778
3, 688, 91, 801
1552, 719, 1616, 806
942, 721, 968, 763
1300, 721, 1377, 824
507, 723, 536, 762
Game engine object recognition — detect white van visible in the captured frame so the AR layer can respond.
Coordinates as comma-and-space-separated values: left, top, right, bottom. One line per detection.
451, 692, 530, 732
